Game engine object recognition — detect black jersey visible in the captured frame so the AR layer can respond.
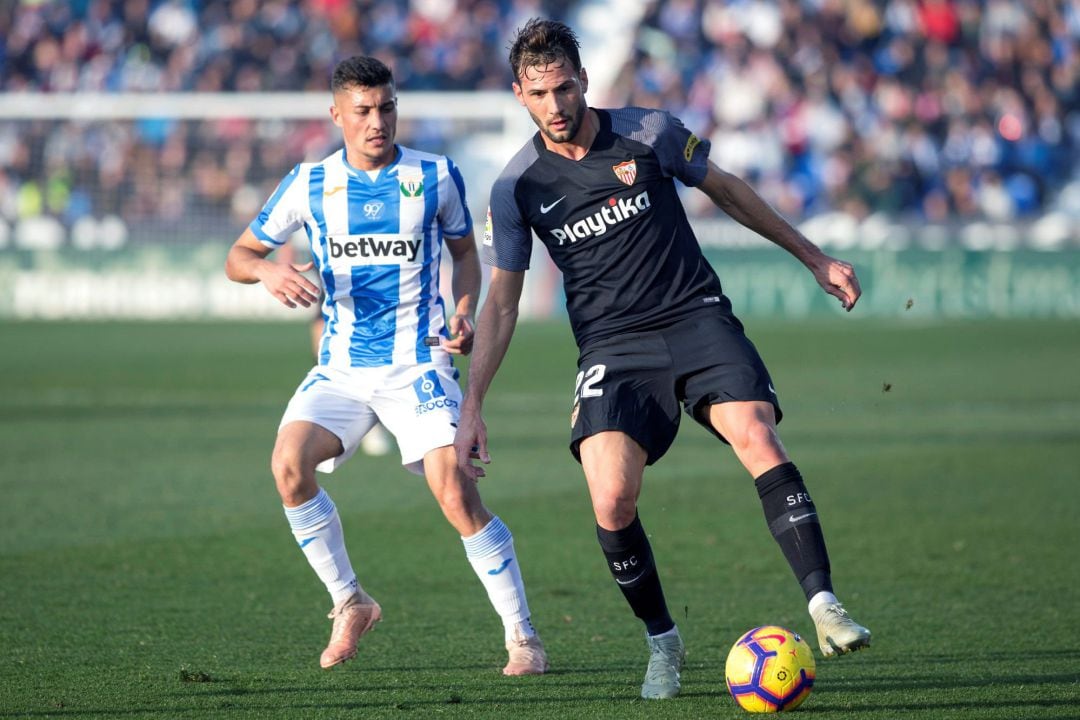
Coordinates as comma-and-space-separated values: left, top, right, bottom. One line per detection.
484, 107, 728, 350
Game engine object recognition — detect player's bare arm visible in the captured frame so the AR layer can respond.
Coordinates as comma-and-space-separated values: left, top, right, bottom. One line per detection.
225, 228, 320, 309
441, 231, 482, 355
454, 268, 526, 479
698, 162, 861, 311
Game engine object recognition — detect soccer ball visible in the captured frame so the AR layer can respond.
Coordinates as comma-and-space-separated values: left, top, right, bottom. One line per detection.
725, 625, 816, 713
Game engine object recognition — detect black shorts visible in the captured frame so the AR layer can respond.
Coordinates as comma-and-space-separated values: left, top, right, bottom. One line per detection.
568, 311, 781, 465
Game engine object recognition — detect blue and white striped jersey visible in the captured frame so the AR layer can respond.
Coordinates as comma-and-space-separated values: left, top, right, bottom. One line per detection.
251, 146, 473, 368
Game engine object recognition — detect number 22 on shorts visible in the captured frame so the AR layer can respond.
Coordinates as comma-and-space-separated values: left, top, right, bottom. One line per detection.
574, 364, 607, 403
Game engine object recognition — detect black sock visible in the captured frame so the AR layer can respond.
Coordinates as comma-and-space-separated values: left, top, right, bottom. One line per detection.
596, 513, 674, 636
755, 462, 833, 601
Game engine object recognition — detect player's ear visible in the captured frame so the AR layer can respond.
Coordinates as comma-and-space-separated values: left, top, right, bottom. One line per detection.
512, 82, 525, 106
328, 92, 345, 127
580, 67, 588, 94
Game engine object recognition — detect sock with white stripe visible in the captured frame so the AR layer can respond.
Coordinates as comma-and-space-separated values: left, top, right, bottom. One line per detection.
755, 462, 833, 601
284, 488, 361, 606
596, 513, 674, 636
461, 516, 535, 642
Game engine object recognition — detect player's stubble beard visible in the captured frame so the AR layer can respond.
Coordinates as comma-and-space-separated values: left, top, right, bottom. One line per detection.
533, 100, 587, 145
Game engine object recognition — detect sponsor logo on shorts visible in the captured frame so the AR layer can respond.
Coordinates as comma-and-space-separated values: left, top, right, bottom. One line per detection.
413, 370, 446, 401
413, 369, 459, 416
415, 397, 458, 416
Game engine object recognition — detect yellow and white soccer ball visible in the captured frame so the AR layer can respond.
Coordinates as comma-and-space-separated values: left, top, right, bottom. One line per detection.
725, 625, 816, 713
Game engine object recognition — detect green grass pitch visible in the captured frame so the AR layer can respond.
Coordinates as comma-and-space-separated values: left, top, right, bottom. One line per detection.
1, 318, 1078, 719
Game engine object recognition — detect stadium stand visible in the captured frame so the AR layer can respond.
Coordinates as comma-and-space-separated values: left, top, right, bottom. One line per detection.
0, 0, 1076, 254
0, 0, 1075, 321
610, 0, 1079, 223
0, 0, 574, 247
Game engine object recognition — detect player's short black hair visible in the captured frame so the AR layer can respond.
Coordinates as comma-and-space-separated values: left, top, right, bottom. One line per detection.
508, 18, 582, 82
331, 56, 394, 93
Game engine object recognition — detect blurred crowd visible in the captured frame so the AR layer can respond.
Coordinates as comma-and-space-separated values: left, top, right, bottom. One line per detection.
0, 0, 574, 91
0, 0, 570, 244
612, 0, 1079, 223
0, 0, 1077, 249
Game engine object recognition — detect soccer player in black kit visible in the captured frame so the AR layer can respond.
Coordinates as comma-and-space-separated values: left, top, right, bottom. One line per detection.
454, 18, 871, 699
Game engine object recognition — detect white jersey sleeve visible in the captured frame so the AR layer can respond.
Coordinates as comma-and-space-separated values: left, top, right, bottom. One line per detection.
439, 158, 473, 240
249, 164, 311, 247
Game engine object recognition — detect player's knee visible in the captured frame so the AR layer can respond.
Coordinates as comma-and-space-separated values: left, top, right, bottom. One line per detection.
436, 484, 489, 533
592, 497, 638, 530
443, 476, 483, 512
436, 484, 468, 516
270, 446, 308, 501
731, 419, 780, 455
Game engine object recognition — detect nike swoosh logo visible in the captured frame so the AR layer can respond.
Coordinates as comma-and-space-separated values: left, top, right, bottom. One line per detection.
615, 570, 647, 586
789, 512, 817, 523
768, 383, 777, 395
540, 196, 566, 214
487, 558, 513, 576
324, 185, 347, 197
300, 373, 329, 393
298, 537, 316, 549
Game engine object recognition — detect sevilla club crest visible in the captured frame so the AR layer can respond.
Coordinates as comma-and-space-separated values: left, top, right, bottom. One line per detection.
612, 160, 637, 186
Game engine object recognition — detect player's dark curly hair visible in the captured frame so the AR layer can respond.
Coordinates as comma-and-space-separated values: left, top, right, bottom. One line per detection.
508, 18, 582, 82
331, 56, 394, 92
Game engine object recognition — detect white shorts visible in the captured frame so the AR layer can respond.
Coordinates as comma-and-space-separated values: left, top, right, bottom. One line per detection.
279, 362, 462, 476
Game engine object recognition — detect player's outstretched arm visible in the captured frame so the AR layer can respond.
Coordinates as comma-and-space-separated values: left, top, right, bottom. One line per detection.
697, 162, 861, 311
442, 232, 482, 355
225, 228, 321, 309
454, 268, 526, 480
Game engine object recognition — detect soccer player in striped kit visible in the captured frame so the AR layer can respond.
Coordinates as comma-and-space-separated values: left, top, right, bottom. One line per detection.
226, 56, 547, 675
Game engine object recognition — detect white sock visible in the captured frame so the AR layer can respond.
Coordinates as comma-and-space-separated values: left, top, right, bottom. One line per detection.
808, 591, 840, 616
461, 516, 534, 642
284, 488, 360, 606
648, 625, 681, 640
